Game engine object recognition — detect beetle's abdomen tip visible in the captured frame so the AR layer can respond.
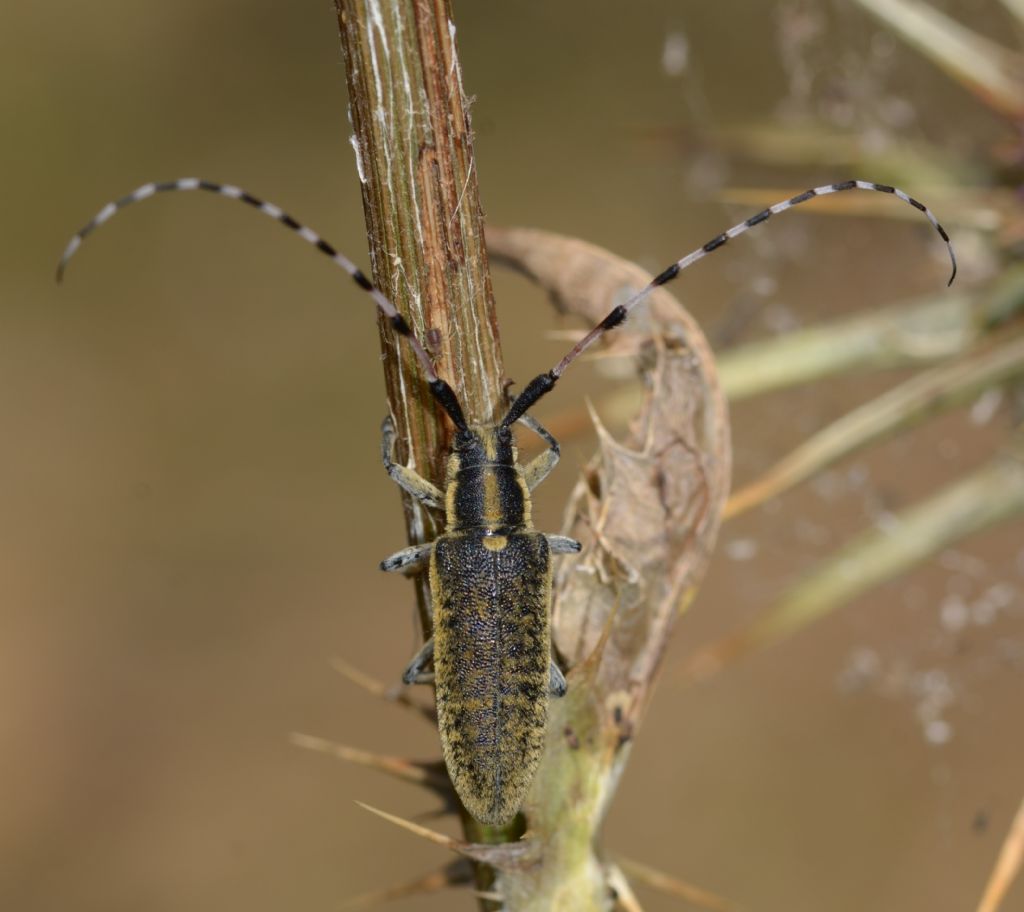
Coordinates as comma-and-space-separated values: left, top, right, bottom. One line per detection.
460, 791, 521, 827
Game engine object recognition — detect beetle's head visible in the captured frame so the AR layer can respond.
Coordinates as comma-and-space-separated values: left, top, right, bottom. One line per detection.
453, 424, 515, 466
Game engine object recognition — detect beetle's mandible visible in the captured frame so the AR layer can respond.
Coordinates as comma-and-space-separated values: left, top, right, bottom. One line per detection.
58, 177, 955, 824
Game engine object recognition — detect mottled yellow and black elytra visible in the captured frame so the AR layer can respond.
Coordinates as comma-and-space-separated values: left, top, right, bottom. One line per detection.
380, 417, 578, 825
58, 177, 955, 825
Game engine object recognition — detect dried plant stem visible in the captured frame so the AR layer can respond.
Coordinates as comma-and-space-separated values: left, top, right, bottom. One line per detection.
335, 0, 504, 639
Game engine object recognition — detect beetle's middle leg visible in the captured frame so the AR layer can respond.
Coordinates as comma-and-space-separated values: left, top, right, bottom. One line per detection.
403, 640, 567, 695
381, 415, 444, 509
380, 542, 433, 574
402, 637, 435, 685
546, 534, 581, 554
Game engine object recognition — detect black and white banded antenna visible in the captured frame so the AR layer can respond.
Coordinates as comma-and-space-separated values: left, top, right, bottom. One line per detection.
56, 177, 469, 430
501, 179, 956, 426
58, 177, 955, 431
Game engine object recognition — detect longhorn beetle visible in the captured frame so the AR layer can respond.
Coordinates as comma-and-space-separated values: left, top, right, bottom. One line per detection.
58, 178, 956, 824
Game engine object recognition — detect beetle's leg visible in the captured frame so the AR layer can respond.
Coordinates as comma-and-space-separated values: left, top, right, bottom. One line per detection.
546, 534, 582, 555
380, 542, 433, 574
381, 415, 444, 509
549, 661, 568, 698
518, 413, 560, 492
402, 637, 435, 685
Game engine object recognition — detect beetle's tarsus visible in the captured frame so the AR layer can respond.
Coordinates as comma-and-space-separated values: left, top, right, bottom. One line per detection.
546, 534, 582, 554
548, 662, 568, 697
402, 637, 435, 685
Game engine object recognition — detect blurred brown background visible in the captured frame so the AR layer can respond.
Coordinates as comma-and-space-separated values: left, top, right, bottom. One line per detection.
2, 1, 1021, 910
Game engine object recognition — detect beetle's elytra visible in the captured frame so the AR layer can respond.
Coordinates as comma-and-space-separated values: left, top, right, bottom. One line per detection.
429, 428, 559, 823
378, 405, 579, 824
58, 177, 955, 824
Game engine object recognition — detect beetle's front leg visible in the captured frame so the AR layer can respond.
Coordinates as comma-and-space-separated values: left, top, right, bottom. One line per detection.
518, 413, 560, 492
401, 637, 435, 685
381, 415, 445, 509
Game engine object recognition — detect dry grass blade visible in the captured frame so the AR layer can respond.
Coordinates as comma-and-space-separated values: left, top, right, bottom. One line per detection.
726, 333, 1024, 518
617, 857, 733, 911
999, 0, 1024, 26
707, 290, 978, 401
289, 733, 450, 792
355, 802, 538, 870
341, 860, 472, 909
686, 436, 1024, 681
852, 0, 1024, 119
713, 125, 962, 188
976, 796, 1024, 912
331, 657, 436, 724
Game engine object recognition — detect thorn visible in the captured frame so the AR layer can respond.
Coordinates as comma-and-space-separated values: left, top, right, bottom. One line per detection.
355, 801, 458, 850
355, 801, 539, 870
331, 657, 436, 724
289, 733, 451, 793
975, 795, 1024, 912
617, 857, 733, 911
607, 862, 646, 912
341, 860, 472, 909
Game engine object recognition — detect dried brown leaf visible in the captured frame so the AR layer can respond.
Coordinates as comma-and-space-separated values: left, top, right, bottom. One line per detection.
489, 226, 729, 907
